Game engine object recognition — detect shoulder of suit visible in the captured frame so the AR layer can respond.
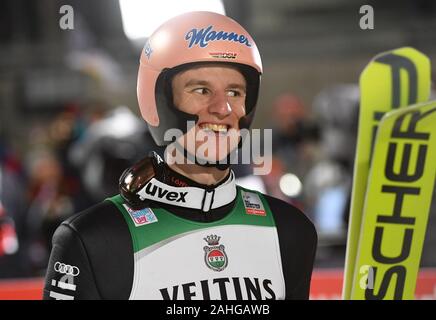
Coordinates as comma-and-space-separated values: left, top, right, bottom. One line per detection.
61, 198, 126, 238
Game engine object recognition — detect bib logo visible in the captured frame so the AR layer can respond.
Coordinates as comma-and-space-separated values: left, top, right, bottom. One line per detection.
123, 204, 158, 227
242, 191, 266, 216
203, 235, 228, 272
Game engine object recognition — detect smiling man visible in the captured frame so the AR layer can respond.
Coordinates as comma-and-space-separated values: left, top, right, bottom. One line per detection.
167, 63, 247, 183
43, 11, 317, 300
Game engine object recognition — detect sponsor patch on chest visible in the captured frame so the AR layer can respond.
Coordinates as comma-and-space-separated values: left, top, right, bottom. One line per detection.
123, 205, 158, 227
241, 191, 266, 216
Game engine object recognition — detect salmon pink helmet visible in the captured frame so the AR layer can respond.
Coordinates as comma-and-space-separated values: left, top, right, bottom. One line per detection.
137, 11, 263, 146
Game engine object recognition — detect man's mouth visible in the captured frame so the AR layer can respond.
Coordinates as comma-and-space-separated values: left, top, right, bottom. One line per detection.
199, 123, 229, 134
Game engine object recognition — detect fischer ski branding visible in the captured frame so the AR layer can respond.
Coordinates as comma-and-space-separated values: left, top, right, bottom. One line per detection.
351, 101, 436, 299
343, 47, 431, 299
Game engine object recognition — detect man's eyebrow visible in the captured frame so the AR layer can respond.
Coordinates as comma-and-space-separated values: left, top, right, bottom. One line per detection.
227, 83, 246, 91
184, 79, 210, 87
183, 80, 246, 91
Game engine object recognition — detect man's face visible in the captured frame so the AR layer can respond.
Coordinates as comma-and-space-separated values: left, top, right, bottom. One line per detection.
171, 64, 247, 162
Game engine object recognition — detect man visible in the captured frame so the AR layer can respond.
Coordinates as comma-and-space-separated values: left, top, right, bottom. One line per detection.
43, 11, 317, 300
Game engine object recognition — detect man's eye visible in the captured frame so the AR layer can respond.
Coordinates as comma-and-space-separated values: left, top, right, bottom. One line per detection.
227, 90, 244, 97
193, 88, 208, 95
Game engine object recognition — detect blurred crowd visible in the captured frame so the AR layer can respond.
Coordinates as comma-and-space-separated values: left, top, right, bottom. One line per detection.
0, 83, 362, 278
2, 82, 436, 278
0, 102, 156, 277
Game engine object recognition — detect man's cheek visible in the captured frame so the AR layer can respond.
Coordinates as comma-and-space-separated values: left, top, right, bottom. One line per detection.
233, 100, 245, 113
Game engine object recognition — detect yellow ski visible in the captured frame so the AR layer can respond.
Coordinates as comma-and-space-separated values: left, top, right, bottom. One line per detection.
343, 47, 431, 299
351, 101, 436, 299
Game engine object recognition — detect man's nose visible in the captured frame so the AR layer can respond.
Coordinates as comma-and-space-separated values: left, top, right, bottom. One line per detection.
208, 93, 232, 118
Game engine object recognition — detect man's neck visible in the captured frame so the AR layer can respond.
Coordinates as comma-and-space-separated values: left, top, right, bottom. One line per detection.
168, 162, 230, 186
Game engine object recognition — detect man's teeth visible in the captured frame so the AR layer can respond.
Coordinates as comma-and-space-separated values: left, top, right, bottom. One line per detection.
201, 124, 228, 132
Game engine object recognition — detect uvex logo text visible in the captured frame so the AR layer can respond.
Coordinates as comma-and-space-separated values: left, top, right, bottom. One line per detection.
139, 181, 188, 203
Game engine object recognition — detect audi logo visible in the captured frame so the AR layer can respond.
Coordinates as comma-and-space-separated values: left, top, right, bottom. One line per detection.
54, 262, 80, 276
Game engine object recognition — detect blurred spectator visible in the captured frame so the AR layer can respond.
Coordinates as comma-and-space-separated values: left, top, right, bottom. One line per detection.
307, 84, 359, 237
24, 149, 74, 275
261, 156, 287, 202
264, 93, 320, 211
305, 84, 360, 267
271, 94, 320, 176
13, 103, 100, 276
68, 106, 156, 202
0, 202, 18, 257
48, 104, 96, 212
0, 139, 26, 235
0, 139, 27, 278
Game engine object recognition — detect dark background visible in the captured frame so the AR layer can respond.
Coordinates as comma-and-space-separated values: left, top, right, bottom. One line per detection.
0, 0, 435, 280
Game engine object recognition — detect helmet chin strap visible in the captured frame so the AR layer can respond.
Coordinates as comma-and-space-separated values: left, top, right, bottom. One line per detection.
169, 140, 239, 171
